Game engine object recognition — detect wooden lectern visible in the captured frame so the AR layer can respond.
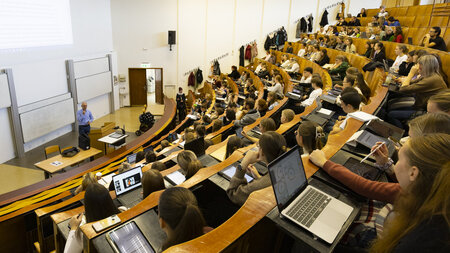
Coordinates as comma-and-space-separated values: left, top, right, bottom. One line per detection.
89, 122, 116, 157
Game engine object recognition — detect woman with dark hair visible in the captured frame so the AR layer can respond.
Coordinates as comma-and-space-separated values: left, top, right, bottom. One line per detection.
392, 26, 403, 43
357, 8, 367, 17
65, 183, 121, 253
398, 50, 415, 76
225, 135, 244, 159
142, 169, 165, 198
158, 187, 209, 250
363, 41, 373, 58
227, 131, 287, 205
223, 108, 236, 125
315, 49, 330, 66
256, 98, 268, 117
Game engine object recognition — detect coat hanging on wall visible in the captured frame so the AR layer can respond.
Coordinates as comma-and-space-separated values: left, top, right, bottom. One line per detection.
239, 46, 245, 66
188, 72, 195, 87
308, 15, 313, 32
300, 17, 307, 33
320, 9, 329, 27
195, 68, 203, 85
251, 42, 258, 60
245, 44, 252, 60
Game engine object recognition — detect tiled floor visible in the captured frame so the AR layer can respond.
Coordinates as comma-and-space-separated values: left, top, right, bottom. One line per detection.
0, 93, 164, 195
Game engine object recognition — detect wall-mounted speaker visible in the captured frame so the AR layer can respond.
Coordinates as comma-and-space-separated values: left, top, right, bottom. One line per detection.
168, 31, 176, 45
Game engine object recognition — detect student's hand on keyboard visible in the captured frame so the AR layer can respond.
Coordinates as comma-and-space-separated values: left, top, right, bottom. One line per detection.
309, 150, 327, 168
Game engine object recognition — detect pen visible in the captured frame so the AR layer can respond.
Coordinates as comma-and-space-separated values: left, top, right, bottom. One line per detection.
360, 142, 385, 163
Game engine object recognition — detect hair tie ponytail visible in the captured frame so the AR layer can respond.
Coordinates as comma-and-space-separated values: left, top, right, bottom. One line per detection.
315, 126, 325, 139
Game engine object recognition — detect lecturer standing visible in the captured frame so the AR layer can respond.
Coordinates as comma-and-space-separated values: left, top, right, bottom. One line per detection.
77, 102, 94, 135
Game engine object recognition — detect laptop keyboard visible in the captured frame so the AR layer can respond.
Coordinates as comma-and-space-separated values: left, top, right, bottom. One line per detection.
286, 188, 331, 228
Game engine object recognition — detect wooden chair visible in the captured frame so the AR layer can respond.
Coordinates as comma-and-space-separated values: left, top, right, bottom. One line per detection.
429, 16, 449, 28
412, 16, 430, 27
44, 145, 60, 159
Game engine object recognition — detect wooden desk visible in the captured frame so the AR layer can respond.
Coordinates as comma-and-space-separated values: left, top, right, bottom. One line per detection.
34, 148, 102, 179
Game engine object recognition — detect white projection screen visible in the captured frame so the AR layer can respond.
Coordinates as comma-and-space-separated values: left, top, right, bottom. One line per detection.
0, 0, 73, 50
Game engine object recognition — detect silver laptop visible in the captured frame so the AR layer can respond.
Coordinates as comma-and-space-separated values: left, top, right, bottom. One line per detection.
267, 146, 353, 244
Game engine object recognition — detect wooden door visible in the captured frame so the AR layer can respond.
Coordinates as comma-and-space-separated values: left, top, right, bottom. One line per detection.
155, 68, 164, 104
129, 68, 147, 106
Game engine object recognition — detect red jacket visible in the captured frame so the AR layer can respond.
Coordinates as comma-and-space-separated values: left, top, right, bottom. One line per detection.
245, 45, 252, 60
188, 72, 195, 86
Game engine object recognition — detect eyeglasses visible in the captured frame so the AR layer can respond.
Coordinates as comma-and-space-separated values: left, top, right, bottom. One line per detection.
430, 30, 436, 33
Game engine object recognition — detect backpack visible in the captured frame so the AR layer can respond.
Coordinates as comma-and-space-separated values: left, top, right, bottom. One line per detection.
62, 147, 80, 157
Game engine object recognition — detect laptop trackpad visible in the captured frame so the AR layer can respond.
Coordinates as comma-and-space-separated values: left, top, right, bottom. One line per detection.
317, 207, 347, 231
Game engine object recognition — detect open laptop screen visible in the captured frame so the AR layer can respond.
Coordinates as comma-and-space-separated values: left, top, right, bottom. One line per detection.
268, 146, 307, 211
112, 166, 143, 196
126, 153, 137, 164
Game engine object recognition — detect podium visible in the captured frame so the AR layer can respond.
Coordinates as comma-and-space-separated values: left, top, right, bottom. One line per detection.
89, 122, 116, 156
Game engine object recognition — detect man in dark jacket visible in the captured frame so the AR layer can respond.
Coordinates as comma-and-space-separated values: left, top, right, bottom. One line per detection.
234, 98, 260, 128
228, 66, 241, 80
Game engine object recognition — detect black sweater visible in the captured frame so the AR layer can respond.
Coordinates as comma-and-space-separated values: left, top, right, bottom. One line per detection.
393, 216, 450, 253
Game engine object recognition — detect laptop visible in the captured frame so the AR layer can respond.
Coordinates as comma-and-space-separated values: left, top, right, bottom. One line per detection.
184, 137, 205, 157
126, 153, 137, 164
268, 146, 353, 244
112, 166, 143, 207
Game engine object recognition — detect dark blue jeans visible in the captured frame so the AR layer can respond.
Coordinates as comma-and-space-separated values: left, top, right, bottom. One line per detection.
79, 125, 90, 135
387, 108, 415, 129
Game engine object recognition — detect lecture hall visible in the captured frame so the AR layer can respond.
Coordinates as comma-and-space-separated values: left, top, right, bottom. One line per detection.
0, 0, 449, 252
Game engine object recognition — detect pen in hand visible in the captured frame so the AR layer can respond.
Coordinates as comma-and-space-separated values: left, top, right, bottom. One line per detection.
360, 142, 385, 163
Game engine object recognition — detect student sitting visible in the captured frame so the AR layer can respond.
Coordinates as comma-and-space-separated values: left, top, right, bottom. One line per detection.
74, 172, 97, 195
222, 108, 236, 125
315, 49, 330, 67
158, 187, 210, 251
227, 65, 240, 80
386, 16, 400, 26
225, 136, 244, 159
398, 50, 415, 77
267, 91, 280, 110
280, 54, 291, 69
211, 119, 223, 132
234, 98, 260, 128
348, 16, 361, 26
285, 58, 300, 75
241, 118, 277, 144
420, 26, 447, 52
227, 131, 287, 205
267, 75, 284, 98
299, 67, 313, 83
388, 55, 447, 128
160, 140, 171, 149
297, 42, 308, 57
330, 90, 361, 135
391, 26, 403, 43
390, 45, 408, 73
344, 37, 357, 54
145, 150, 157, 164
427, 89, 450, 114
256, 98, 268, 117
280, 109, 295, 124
142, 169, 165, 198
334, 36, 346, 51
151, 161, 166, 172
300, 78, 323, 108
177, 150, 203, 180
357, 8, 367, 17
370, 136, 450, 252
65, 183, 121, 253
135, 151, 145, 164
309, 133, 450, 251
295, 121, 325, 156
327, 55, 350, 81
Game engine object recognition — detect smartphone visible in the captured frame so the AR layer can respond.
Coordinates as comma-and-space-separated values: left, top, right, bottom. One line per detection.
92, 215, 121, 233
388, 136, 402, 148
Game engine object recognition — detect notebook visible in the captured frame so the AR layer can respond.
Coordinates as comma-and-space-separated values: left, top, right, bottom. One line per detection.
268, 146, 353, 244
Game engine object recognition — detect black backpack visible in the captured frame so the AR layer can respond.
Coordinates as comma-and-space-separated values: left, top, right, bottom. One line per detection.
79, 133, 90, 150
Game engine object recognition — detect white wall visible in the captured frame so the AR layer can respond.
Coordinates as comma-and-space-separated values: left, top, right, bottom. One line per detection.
111, 0, 381, 99
0, 0, 115, 155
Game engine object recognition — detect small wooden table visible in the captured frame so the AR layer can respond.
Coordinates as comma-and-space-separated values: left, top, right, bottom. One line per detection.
34, 148, 102, 178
